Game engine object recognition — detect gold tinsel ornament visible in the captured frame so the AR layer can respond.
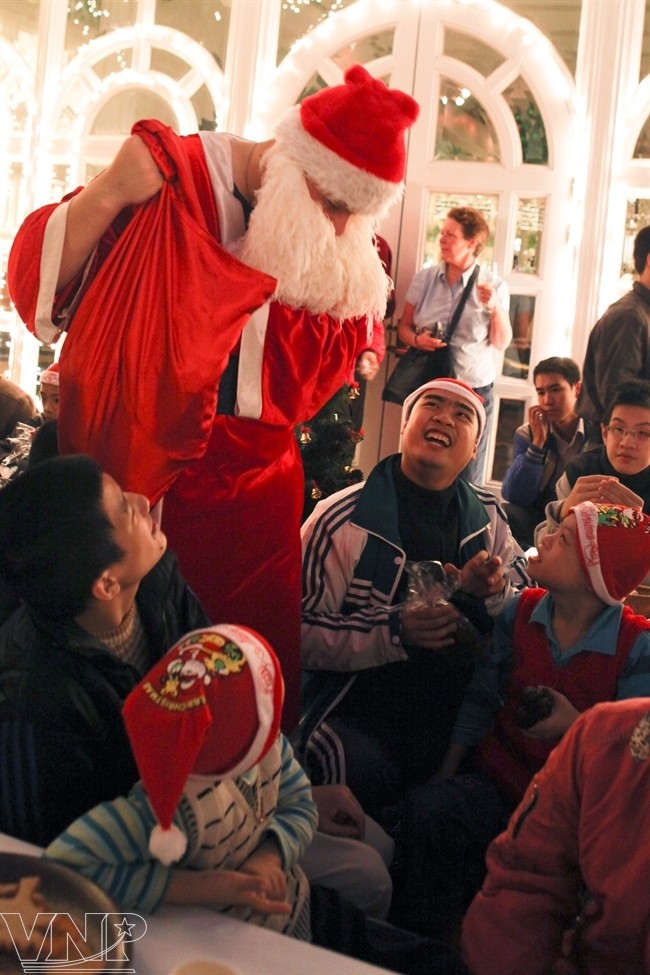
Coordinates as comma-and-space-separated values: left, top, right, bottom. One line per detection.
311, 481, 323, 501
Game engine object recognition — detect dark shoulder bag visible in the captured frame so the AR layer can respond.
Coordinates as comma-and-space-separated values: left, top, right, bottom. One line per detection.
382, 266, 479, 405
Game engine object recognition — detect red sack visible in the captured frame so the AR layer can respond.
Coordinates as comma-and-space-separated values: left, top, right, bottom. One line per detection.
59, 120, 276, 504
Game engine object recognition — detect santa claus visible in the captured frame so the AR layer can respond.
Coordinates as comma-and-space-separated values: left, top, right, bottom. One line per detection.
8, 65, 419, 730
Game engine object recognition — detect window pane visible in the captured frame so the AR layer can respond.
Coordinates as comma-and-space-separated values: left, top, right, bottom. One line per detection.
331, 30, 394, 71
498, 0, 582, 78
150, 48, 188, 83
436, 78, 500, 162
278, 0, 356, 64
296, 64, 394, 107
94, 49, 133, 79
1, 0, 40, 62
91, 90, 177, 134
65, 0, 137, 58
514, 198, 546, 274
503, 77, 548, 164
156, 0, 229, 71
193, 85, 218, 131
491, 398, 526, 482
633, 116, 650, 160
502, 294, 536, 380
424, 193, 499, 267
443, 29, 505, 77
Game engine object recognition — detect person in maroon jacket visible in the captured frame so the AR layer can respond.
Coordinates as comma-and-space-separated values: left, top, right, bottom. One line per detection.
462, 697, 650, 975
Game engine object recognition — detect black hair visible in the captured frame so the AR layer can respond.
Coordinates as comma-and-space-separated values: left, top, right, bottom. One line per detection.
533, 357, 581, 387
603, 379, 650, 424
0, 455, 124, 618
633, 226, 650, 276
28, 419, 60, 468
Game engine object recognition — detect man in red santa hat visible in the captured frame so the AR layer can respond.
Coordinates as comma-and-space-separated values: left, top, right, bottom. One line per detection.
8, 65, 419, 731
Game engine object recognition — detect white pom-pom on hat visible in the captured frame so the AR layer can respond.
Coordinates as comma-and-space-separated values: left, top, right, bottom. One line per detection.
149, 823, 188, 866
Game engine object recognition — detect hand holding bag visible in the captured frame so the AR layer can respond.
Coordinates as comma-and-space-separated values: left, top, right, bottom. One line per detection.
382, 265, 479, 405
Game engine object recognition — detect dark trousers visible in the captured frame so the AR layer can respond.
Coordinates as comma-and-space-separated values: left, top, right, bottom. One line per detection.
311, 885, 469, 975
391, 774, 508, 939
318, 716, 508, 942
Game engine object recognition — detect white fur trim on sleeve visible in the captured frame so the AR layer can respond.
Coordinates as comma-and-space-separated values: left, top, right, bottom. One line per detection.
35, 203, 70, 344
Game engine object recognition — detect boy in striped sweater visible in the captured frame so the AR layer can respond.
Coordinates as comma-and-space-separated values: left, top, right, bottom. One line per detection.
46, 625, 317, 940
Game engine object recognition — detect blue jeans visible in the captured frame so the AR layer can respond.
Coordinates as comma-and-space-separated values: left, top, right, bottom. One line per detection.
461, 382, 494, 486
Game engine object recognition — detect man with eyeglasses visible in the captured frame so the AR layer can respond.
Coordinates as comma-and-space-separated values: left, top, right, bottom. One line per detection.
535, 379, 650, 548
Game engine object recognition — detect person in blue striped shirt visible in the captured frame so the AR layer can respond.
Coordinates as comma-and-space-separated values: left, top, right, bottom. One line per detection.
46, 625, 317, 940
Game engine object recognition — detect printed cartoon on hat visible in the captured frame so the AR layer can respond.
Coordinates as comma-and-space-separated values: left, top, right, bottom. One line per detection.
122, 624, 284, 865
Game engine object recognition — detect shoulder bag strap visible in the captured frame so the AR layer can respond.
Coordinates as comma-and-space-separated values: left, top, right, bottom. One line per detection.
445, 265, 480, 341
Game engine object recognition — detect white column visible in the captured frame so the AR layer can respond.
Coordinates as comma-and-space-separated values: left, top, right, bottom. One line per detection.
11, 0, 69, 393
223, 0, 282, 137
572, 0, 646, 362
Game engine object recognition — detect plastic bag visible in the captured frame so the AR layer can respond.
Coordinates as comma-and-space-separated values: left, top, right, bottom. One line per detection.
404, 560, 488, 661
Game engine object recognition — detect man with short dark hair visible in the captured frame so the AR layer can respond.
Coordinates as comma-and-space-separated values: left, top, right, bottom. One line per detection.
299, 378, 528, 937
577, 224, 650, 432
501, 356, 589, 549
0, 455, 403, 923
0, 455, 209, 846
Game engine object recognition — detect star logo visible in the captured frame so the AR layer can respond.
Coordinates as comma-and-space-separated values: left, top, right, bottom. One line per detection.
114, 916, 136, 939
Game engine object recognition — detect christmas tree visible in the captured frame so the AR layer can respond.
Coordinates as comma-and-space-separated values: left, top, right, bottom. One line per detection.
297, 385, 364, 521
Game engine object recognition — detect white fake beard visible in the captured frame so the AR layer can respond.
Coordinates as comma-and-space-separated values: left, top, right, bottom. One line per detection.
236, 144, 390, 322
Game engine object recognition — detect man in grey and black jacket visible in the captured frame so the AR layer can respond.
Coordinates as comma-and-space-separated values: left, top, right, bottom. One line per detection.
299, 378, 528, 941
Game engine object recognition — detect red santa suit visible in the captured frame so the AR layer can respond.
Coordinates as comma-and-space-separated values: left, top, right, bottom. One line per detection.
8, 66, 419, 732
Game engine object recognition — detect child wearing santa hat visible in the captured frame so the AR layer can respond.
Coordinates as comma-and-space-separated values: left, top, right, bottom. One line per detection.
446, 500, 650, 805
45, 625, 317, 940
38, 361, 60, 423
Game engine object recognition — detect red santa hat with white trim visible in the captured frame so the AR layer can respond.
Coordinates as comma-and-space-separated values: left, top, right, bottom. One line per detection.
122, 625, 284, 865
274, 64, 419, 218
571, 501, 650, 605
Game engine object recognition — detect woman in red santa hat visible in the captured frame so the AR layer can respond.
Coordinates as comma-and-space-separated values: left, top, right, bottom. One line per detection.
8, 65, 419, 731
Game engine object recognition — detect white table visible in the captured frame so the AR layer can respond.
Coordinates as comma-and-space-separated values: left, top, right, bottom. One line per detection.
1, 833, 398, 975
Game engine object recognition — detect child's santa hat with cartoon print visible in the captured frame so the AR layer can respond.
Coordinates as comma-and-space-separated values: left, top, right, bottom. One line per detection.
122, 624, 284, 866
572, 501, 650, 605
